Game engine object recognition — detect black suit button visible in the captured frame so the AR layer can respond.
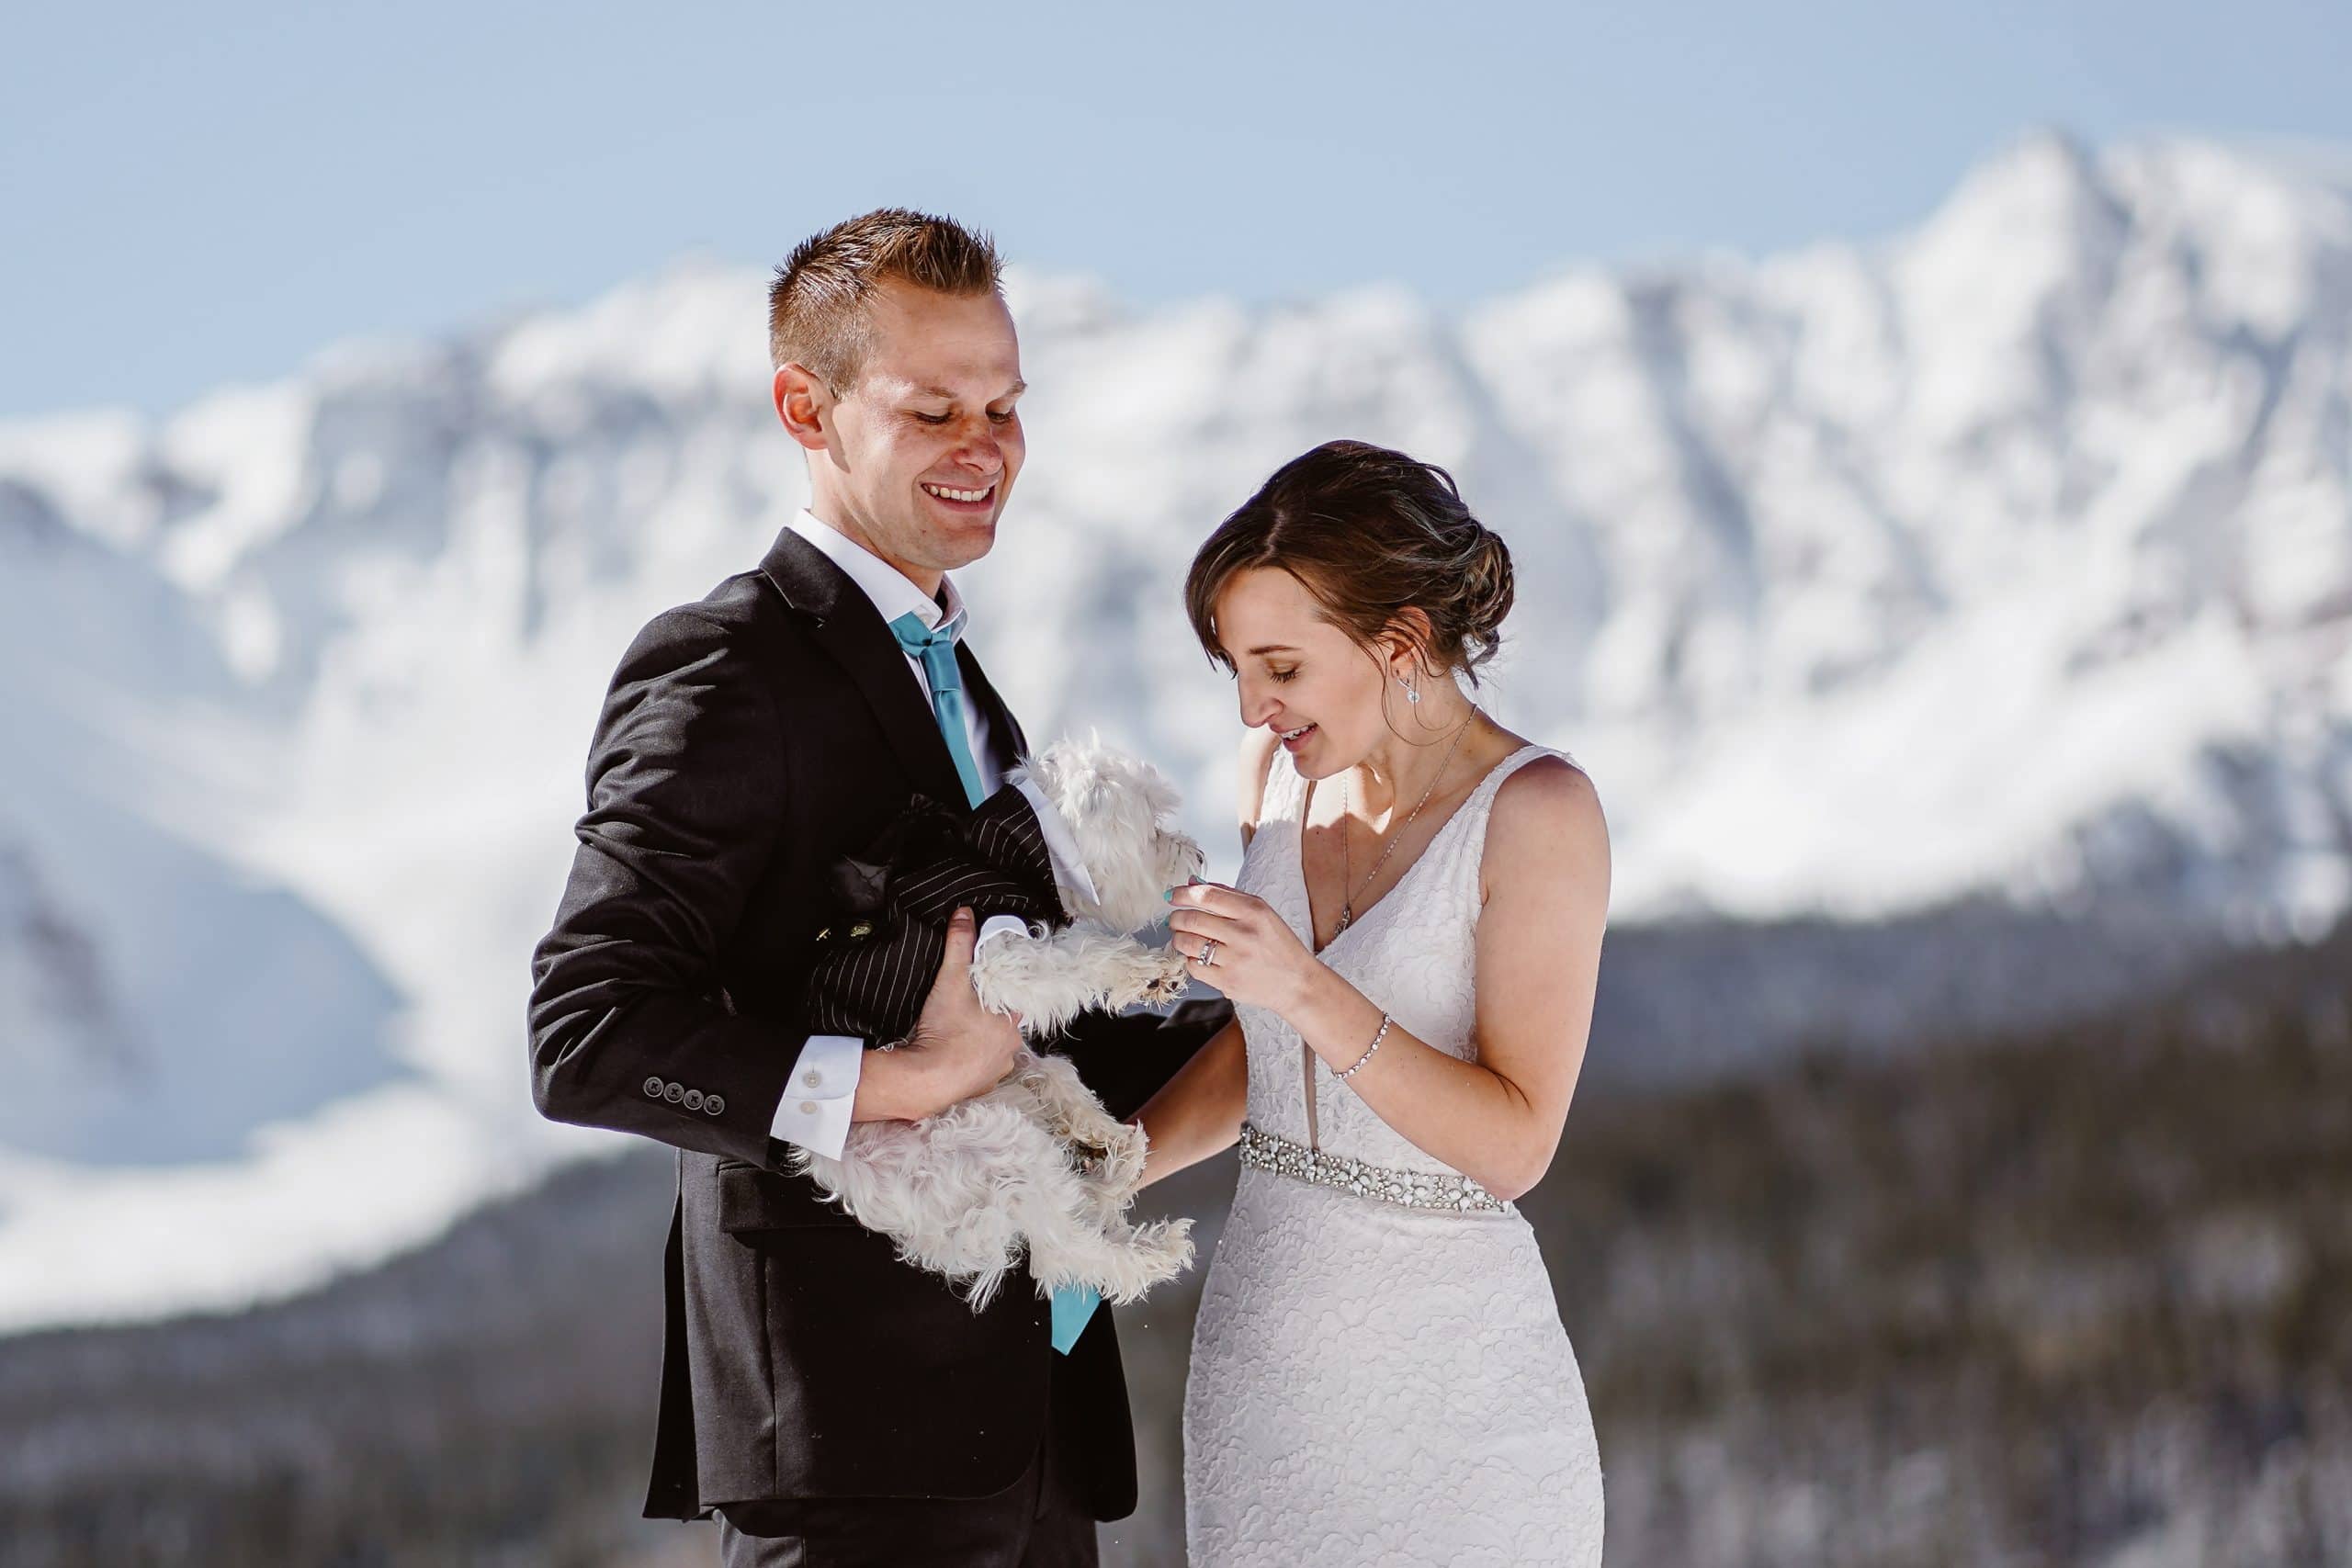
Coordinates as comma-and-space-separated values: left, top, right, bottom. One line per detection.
683, 1089, 705, 1111
643, 1077, 665, 1098
704, 1095, 726, 1116
664, 1082, 685, 1103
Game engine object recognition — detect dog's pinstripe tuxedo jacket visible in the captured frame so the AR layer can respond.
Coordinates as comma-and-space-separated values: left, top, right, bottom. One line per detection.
799, 782, 1063, 1043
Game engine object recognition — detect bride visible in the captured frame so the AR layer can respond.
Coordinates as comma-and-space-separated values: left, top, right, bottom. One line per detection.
1137, 439, 1611, 1566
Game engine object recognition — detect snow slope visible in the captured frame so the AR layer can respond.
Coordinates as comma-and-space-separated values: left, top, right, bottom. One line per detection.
0, 127, 2346, 1330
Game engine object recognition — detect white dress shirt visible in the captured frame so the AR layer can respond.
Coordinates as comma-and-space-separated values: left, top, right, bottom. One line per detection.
769, 511, 1096, 1160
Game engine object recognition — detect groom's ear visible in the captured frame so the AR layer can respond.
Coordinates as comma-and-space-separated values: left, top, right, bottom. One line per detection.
774, 362, 833, 453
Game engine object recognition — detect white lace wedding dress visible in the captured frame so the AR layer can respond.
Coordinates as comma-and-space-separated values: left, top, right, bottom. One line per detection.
1182, 742, 1606, 1567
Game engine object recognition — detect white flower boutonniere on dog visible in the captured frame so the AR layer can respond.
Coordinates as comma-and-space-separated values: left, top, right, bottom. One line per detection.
788, 735, 1204, 1309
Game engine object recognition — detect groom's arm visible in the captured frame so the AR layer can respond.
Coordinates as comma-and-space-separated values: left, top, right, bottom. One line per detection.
528, 604, 832, 1172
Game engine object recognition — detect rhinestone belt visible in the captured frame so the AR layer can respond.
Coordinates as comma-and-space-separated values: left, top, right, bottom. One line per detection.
1237, 1122, 1510, 1213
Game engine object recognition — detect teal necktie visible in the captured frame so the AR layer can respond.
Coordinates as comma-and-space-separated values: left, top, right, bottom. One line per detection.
888, 606, 1102, 1356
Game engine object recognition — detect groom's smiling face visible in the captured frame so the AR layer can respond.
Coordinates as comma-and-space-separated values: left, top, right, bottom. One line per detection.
776, 276, 1025, 591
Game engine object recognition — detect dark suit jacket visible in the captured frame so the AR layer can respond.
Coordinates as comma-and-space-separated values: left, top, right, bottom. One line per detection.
526, 525, 1226, 1525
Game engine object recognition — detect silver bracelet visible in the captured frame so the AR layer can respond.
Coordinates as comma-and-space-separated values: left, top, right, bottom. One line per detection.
1334, 1012, 1391, 1080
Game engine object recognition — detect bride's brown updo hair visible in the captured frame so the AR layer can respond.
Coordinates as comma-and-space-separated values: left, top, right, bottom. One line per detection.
1184, 439, 1516, 686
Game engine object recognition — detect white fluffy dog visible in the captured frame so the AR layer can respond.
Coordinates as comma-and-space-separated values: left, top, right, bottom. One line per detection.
786, 736, 1205, 1310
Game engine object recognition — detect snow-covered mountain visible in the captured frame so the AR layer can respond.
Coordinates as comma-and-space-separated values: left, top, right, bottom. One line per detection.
2, 127, 2347, 1332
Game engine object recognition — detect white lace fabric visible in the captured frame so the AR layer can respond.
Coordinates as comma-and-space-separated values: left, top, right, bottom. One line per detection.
1182, 742, 1607, 1566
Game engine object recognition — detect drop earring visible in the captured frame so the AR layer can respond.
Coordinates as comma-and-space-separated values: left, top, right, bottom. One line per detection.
1397, 671, 1420, 705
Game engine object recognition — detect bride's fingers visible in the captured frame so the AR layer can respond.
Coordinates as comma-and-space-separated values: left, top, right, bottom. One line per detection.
1168, 907, 1248, 941
1169, 882, 1261, 920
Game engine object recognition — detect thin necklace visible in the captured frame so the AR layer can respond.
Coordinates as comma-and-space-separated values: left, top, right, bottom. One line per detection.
1335, 707, 1478, 935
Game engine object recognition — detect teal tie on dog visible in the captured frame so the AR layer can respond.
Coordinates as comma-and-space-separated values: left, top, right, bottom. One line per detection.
888, 606, 1102, 1356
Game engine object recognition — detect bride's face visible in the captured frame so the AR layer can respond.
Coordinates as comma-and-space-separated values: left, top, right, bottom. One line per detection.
1214, 567, 1396, 779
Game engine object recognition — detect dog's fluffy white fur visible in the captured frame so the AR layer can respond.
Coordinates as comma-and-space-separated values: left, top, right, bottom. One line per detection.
786, 736, 1206, 1310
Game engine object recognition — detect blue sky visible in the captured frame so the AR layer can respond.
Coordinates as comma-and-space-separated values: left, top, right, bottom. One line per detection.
5, 0, 2349, 418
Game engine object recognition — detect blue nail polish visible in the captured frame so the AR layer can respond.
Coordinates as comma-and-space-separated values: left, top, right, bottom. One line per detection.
1163, 886, 1174, 902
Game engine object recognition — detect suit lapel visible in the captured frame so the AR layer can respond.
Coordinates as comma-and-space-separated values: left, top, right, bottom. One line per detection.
757, 527, 970, 810
957, 640, 1031, 774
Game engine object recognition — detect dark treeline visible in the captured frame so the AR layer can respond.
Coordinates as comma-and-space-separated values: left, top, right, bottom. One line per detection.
3, 915, 2346, 1566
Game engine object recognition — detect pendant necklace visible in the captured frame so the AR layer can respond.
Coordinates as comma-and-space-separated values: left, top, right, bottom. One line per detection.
1334, 707, 1477, 936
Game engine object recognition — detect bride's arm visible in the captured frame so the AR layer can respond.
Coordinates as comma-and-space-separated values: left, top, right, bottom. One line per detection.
1283, 757, 1609, 1201
1167, 756, 1609, 1201
1130, 724, 1279, 1187
1132, 1014, 1247, 1186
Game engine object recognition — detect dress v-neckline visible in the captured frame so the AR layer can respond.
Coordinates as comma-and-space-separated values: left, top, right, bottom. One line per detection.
1295, 743, 1540, 959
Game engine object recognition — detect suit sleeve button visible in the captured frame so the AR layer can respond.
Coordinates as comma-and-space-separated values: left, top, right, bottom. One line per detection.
664, 1082, 685, 1103
704, 1095, 726, 1116
643, 1077, 665, 1098
682, 1089, 705, 1111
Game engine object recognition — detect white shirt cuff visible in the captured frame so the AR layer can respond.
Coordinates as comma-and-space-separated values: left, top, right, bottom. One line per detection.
978, 912, 1034, 951
1013, 775, 1099, 908
767, 1032, 863, 1161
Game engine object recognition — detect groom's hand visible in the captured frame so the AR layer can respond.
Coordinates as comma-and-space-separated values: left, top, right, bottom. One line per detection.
855, 907, 1023, 1122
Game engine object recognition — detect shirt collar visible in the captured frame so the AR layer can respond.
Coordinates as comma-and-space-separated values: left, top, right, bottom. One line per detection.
786, 510, 967, 633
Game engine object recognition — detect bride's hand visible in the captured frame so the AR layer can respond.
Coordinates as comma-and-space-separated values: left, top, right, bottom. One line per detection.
1166, 880, 1315, 1013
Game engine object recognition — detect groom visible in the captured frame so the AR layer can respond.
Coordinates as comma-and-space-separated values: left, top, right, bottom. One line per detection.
526, 209, 1224, 1565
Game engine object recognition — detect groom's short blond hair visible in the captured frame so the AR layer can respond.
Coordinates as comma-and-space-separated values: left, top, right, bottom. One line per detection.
768, 209, 1003, 389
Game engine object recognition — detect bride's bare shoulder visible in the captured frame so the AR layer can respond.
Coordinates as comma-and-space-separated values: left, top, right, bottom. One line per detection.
1238, 726, 1282, 849
1484, 749, 1608, 904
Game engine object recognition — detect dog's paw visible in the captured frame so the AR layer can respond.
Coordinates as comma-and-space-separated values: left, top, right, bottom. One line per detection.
1087, 938, 1193, 1011
1139, 947, 1193, 1004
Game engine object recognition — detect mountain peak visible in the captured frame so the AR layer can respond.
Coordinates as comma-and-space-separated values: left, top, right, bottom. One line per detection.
2, 128, 2350, 1331
1911, 122, 2128, 268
